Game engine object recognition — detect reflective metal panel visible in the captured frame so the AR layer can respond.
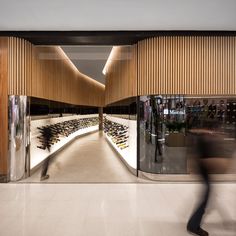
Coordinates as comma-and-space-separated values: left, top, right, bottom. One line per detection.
9, 96, 29, 181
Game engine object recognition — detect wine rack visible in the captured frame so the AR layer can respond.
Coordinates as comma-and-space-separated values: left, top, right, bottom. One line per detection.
226, 101, 236, 125
36, 117, 99, 150
103, 118, 129, 150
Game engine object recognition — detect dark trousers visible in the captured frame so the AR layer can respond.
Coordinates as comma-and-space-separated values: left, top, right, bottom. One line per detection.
154, 138, 162, 162
41, 158, 50, 177
187, 163, 210, 230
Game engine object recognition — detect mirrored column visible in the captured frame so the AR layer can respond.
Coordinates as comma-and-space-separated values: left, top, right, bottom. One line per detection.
9, 95, 30, 181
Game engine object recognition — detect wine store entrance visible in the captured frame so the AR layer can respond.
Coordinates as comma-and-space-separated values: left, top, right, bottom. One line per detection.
24, 42, 138, 183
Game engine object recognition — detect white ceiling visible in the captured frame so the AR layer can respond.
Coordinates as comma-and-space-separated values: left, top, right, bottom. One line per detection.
61, 46, 112, 84
0, 0, 236, 30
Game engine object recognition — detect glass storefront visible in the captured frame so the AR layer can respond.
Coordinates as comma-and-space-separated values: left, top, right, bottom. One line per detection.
138, 95, 236, 175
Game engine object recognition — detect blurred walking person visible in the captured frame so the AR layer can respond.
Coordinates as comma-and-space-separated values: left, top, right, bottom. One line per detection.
187, 121, 230, 236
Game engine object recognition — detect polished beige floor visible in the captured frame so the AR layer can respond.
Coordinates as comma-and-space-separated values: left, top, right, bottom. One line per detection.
0, 183, 235, 236
24, 131, 138, 183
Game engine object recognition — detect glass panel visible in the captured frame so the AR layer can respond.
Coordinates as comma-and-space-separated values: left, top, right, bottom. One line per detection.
139, 95, 236, 174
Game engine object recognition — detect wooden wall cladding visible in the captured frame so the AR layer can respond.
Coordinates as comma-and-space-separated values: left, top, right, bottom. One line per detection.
32, 46, 105, 106
8, 37, 32, 96
137, 36, 236, 96
7, 37, 105, 107
105, 45, 137, 105
0, 37, 8, 175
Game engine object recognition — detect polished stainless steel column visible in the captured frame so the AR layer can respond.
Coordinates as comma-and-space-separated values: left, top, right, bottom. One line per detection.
8, 96, 30, 181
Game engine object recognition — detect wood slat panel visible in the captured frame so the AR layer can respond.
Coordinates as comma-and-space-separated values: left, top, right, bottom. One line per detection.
0, 37, 8, 175
105, 45, 137, 105
137, 36, 236, 96
7, 37, 104, 107
31, 46, 104, 107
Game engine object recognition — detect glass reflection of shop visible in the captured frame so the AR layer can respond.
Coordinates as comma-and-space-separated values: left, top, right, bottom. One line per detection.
138, 95, 236, 175
139, 95, 187, 174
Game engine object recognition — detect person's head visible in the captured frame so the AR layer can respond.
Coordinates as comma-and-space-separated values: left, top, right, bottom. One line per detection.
193, 100, 201, 106
219, 100, 224, 106
203, 99, 208, 105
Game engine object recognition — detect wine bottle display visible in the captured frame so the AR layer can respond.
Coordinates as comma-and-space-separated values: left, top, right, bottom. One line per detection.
103, 118, 129, 150
36, 117, 99, 150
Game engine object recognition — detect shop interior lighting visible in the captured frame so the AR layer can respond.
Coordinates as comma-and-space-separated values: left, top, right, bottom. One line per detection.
102, 46, 118, 75
58, 46, 79, 73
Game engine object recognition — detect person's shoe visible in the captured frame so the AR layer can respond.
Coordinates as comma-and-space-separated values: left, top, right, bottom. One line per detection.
187, 227, 209, 236
40, 174, 50, 181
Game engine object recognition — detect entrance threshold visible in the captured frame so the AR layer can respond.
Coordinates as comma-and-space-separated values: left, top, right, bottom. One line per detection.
139, 171, 236, 183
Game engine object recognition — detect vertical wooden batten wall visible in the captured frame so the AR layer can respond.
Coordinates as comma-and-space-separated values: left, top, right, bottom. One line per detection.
105, 46, 137, 105
7, 37, 105, 107
0, 38, 8, 176
137, 36, 236, 96
105, 36, 236, 105
8, 37, 33, 96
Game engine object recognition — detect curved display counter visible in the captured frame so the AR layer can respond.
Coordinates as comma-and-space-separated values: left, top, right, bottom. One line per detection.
104, 115, 137, 174
30, 114, 99, 170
